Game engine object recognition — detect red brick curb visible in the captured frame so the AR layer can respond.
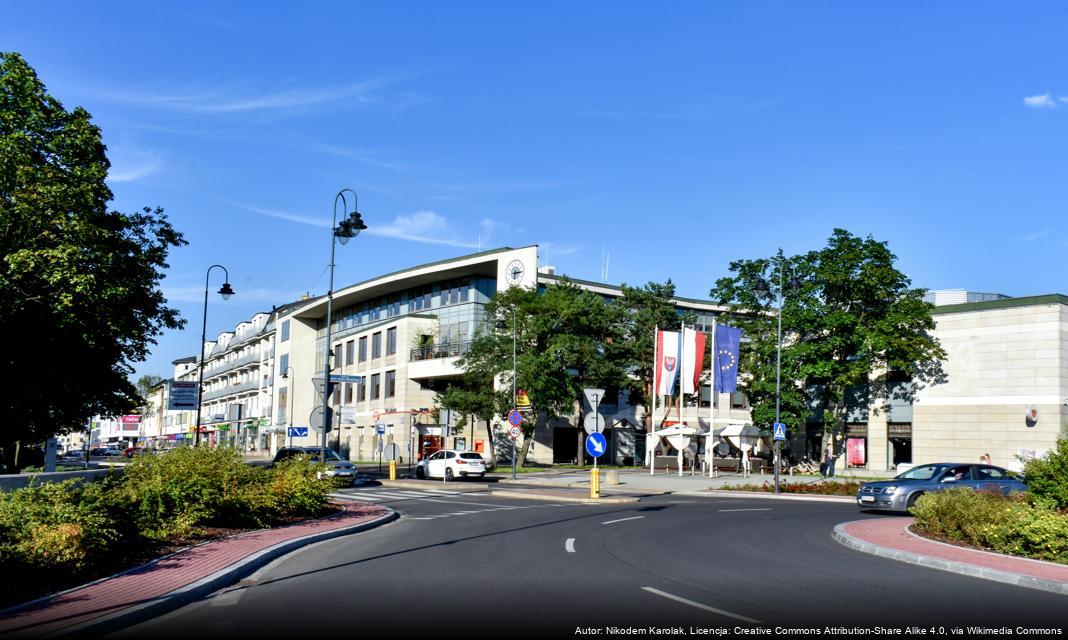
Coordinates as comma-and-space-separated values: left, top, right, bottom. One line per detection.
834, 517, 1068, 596
0, 502, 393, 638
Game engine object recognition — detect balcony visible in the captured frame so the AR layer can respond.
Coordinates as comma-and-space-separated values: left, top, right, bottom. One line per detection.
201, 379, 263, 402
409, 339, 473, 361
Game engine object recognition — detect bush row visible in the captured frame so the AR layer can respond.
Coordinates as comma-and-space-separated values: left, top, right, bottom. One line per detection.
0, 447, 336, 586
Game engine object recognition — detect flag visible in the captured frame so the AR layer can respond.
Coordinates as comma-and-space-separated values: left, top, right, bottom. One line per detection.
713, 325, 742, 393
655, 330, 680, 396
680, 327, 707, 395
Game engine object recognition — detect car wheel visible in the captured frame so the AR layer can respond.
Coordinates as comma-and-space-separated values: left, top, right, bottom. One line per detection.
477, 473, 485, 480
906, 492, 923, 510
445, 468, 454, 481
416, 466, 425, 479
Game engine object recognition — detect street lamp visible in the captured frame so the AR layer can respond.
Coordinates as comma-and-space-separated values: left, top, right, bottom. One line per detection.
755, 254, 800, 495
281, 366, 295, 447
496, 308, 518, 479
195, 265, 235, 447
320, 189, 367, 462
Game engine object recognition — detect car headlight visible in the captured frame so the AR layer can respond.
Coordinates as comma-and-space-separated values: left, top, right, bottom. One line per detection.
882, 486, 898, 495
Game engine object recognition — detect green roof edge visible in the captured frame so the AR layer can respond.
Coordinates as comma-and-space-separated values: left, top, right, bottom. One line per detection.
931, 293, 1068, 315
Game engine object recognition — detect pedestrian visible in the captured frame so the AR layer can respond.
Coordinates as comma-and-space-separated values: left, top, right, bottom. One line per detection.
819, 446, 829, 478
979, 452, 991, 465
824, 443, 837, 478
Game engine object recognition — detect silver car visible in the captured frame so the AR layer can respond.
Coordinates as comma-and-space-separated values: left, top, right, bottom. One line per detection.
273, 446, 358, 485
856, 462, 1027, 512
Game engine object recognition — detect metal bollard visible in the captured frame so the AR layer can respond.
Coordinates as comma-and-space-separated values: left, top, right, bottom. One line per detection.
590, 468, 600, 498
389, 459, 397, 481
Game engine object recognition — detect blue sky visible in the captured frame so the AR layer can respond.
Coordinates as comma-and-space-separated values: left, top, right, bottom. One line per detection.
4, 1, 1067, 381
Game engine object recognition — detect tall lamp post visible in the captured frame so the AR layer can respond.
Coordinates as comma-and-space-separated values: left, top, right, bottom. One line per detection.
756, 254, 799, 495
496, 308, 518, 479
281, 366, 296, 447
320, 189, 367, 461
195, 265, 235, 446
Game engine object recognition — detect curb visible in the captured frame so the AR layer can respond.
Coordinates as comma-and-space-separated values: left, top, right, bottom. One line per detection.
675, 490, 855, 503
46, 508, 399, 638
491, 490, 640, 504
832, 520, 1068, 598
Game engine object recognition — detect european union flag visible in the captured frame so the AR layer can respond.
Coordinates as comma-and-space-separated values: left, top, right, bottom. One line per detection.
714, 325, 743, 393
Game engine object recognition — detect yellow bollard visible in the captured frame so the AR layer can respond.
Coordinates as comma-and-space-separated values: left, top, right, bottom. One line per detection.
590, 467, 600, 499
389, 459, 397, 481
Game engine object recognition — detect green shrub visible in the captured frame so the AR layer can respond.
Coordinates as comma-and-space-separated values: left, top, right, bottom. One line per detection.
1022, 438, 1068, 511
910, 488, 1020, 544
0, 480, 125, 572
266, 456, 334, 518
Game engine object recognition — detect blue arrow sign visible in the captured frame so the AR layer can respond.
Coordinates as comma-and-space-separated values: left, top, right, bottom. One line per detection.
288, 427, 308, 438
773, 423, 787, 441
585, 432, 607, 458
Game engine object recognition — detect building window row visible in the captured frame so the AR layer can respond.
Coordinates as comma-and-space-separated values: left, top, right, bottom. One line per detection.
322, 276, 495, 335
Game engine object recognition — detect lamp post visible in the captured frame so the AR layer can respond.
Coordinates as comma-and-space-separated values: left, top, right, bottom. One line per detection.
281, 367, 296, 447
756, 254, 799, 495
496, 308, 518, 479
320, 189, 367, 462
195, 265, 235, 447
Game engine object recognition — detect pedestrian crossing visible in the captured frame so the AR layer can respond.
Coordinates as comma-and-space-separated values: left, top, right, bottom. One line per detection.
330, 487, 480, 503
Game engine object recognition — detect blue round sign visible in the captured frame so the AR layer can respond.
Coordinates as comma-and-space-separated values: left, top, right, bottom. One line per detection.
507, 410, 523, 427
585, 432, 607, 458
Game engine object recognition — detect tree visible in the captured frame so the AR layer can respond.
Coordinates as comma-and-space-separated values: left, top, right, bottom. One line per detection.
447, 280, 630, 466
135, 374, 164, 418
614, 280, 695, 429
710, 229, 946, 452
0, 53, 185, 466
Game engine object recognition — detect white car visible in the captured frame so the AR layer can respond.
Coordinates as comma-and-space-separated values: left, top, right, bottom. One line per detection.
415, 450, 486, 481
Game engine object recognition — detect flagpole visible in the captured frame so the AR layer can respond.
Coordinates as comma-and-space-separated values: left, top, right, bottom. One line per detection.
677, 324, 684, 477
650, 325, 659, 476
709, 317, 717, 477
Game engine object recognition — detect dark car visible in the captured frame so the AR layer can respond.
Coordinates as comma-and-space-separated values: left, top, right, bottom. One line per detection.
856, 462, 1027, 512
273, 446, 357, 485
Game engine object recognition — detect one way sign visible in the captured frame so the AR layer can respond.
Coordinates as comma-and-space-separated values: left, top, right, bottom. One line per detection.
773, 423, 787, 441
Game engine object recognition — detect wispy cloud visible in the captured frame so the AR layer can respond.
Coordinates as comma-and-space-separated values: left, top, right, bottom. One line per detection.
102, 76, 398, 114
106, 145, 164, 182
312, 141, 404, 171
1017, 230, 1049, 242
1023, 93, 1057, 108
235, 203, 480, 248
539, 242, 581, 263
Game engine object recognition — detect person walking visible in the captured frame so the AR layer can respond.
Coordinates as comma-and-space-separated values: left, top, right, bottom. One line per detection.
824, 443, 837, 478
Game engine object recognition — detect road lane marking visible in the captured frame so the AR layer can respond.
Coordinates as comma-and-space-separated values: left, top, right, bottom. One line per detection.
420, 498, 520, 509
718, 508, 772, 512
641, 587, 761, 623
565, 538, 576, 553
601, 516, 645, 525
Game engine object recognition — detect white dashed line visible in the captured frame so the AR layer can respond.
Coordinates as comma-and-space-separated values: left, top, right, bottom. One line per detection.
641, 587, 761, 623
718, 508, 772, 512
565, 538, 576, 553
601, 516, 645, 525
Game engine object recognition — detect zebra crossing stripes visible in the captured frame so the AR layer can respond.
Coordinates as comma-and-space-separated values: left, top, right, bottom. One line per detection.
331, 488, 474, 503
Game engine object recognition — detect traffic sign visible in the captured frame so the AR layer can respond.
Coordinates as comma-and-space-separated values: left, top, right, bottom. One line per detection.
773, 423, 787, 441
288, 426, 308, 438
330, 374, 363, 383
583, 412, 605, 434
509, 425, 522, 439
507, 410, 523, 427
585, 432, 607, 458
376, 423, 386, 435
311, 377, 333, 397
583, 388, 605, 407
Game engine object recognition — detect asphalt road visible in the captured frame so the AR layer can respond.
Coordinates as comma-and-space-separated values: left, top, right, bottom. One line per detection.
115, 485, 1067, 639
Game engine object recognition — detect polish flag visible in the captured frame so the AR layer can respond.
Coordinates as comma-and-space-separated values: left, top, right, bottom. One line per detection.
655, 330, 680, 396
681, 327, 707, 395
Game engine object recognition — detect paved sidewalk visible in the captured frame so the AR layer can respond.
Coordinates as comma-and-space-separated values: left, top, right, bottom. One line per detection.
0, 502, 395, 638
835, 517, 1068, 597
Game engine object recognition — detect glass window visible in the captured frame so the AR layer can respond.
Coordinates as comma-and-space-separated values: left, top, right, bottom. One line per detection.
358, 336, 367, 363
279, 353, 289, 374
277, 387, 288, 423
386, 370, 396, 397
386, 327, 397, 355
356, 379, 366, 403
332, 382, 341, 405
372, 332, 382, 358
371, 373, 381, 399
280, 320, 290, 342
346, 340, 355, 366
333, 344, 341, 369
344, 383, 353, 404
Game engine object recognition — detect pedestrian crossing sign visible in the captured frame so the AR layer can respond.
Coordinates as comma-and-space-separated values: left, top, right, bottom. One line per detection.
773, 423, 787, 441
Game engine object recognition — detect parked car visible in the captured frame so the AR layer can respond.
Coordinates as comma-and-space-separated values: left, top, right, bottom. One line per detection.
856, 462, 1027, 512
415, 450, 486, 481
90, 447, 123, 457
124, 446, 151, 458
273, 446, 357, 485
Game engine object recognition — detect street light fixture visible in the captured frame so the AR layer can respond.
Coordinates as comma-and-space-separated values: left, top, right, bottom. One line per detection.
756, 254, 800, 494
320, 189, 367, 462
195, 265, 235, 447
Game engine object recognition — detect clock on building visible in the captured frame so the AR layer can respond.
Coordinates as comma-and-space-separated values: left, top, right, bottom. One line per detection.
505, 260, 525, 285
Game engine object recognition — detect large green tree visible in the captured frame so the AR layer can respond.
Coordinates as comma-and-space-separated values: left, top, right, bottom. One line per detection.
0, 53, 185, 463
441, 279, 630, 466
710, 229, 946, 448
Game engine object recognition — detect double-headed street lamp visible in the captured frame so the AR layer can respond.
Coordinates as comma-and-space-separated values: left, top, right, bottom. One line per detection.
755, 254, 799, 495
195, 265, 235, 446
320, 189, 367, 461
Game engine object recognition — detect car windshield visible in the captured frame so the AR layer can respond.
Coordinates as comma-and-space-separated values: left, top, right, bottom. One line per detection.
460, 453, 483, 460
896, 464, 950, 481
305, 449, 343, 461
